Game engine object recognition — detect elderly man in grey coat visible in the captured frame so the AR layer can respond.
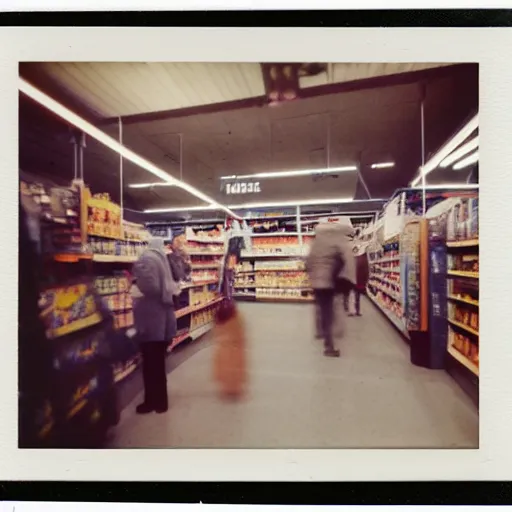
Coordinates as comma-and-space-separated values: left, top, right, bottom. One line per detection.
306, 222, 356, 357
132, 237, 181, 414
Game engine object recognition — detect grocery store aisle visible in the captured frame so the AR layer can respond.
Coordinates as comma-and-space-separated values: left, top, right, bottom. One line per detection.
109, 298, 478, 448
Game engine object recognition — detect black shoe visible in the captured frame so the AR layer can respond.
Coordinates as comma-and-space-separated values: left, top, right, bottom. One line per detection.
348, 313, 355, 317
155, 406, 168, 414
324, 348, 340, 358
136, 403, 154, 415
356, 312, 362, 317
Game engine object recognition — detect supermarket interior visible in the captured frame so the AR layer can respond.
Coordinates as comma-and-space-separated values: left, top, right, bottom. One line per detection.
19, 62, 479, 449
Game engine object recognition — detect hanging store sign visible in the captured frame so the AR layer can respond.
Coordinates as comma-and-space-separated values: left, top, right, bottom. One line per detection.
221, 179, 262, 195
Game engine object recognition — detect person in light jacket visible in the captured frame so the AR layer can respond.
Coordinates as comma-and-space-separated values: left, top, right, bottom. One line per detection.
306, 222, 355, 357
132, 237, 181, 414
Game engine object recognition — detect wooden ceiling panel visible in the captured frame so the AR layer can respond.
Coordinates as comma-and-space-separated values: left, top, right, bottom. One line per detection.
32, 62, 266, 118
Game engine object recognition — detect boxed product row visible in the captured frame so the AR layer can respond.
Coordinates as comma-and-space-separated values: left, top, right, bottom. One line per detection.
369, 289, 404, 319
252, 236, 299, 247
67, 375, 100, 419
95, 275, 131, 296
189, 287, 219, 307
114, 310, 134, 330
39, 283, 103, 339
190, 305, 218, 330
191, 270, 219, 282
191, 255, 223, 265
89, 237, 148, 258
87, 194, 123, 240
186, 241, 224, 253
448, 303, 479, 333
255, 271, 310, 288
254, 260, 305, 271
103, 292, 133, 312
234, 277, 255, 287
448, 280, 479, 303
449, 329, 479, 367
123, 221, 150, 242
446, 197, 478, 242
186, 225, 224, 242
448, 253, 479, 273
368, 281, 401, 302
53, 330, 102, 371
255, 288, 313, 300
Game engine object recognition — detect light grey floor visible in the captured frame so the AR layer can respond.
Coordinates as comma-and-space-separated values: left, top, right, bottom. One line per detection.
109, 297, 479, 449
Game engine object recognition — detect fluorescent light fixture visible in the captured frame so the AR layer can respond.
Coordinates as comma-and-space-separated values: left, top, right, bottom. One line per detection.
410, 183, 479, 190
144, 205, 218, 214
453, 151, 479, 170
19, 78, 240, 219
440, 137, 479, 168
228, 197, 353, 209
371, 162, 395, 169
129, 182, 174, 189
411, 113, 479, 186
220, 166, 357, 180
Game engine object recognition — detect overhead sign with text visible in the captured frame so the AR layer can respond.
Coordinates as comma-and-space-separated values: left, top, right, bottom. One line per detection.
221, 179, 262, 195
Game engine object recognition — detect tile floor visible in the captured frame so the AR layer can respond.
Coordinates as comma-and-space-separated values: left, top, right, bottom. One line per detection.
108, 298, 479, 448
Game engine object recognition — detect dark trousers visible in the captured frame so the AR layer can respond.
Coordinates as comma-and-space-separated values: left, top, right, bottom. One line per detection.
314, 289, 335, 350
140, 341, 168, 409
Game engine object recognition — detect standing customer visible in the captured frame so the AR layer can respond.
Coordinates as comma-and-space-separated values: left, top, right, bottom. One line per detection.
348, 244, 370, 317
132, 237, 181, 414
306, 222, 353, 358
168, 234, 192, 282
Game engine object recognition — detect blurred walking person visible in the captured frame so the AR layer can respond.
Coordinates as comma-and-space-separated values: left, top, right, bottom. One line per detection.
132, 237, 181, 414
347, 243, 370, 317
306, 222, 355, 358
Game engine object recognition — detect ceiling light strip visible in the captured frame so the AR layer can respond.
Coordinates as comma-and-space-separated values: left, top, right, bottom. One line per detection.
453, 151, 479, 170
411, 113, 479, 186
440, 137, 479, 168
19, 78, 239, 219
370, 162, 395, 169
220, 166, 357, 181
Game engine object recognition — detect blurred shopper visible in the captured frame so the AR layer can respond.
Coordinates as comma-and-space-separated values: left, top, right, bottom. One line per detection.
132, 237, 181, 414
168, 234, 192, 282
347, 244, 370, 317
213, 299, 247, 399
306, 222, 354, 357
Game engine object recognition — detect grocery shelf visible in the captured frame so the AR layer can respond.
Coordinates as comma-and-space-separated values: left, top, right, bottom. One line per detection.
447, 270, 479, 279
447, 239, 479, 248
181, 279, 219, 289
187, 237, 224, 244
253, 268, 305, 272
187, 251, 224, 256
175, 296, 223, 319
233, 293, 256, 299
368, 283, 401, 303
53, 253, 93, 263
241, 251, 305, 258
47, 312, 103, 339
251, 232, 300, 237
447, 295, 479, 307
114, 363, 138, 383
370, 256, 400, 264
256, 296, 313, 303
235, 284, 311, 290
191, 263, 220, 270
447, 344, 479, 376
371, 275, 400, 288
367, 291, 409, 339
448, 319, 479, 337
92, 254, 138, 263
